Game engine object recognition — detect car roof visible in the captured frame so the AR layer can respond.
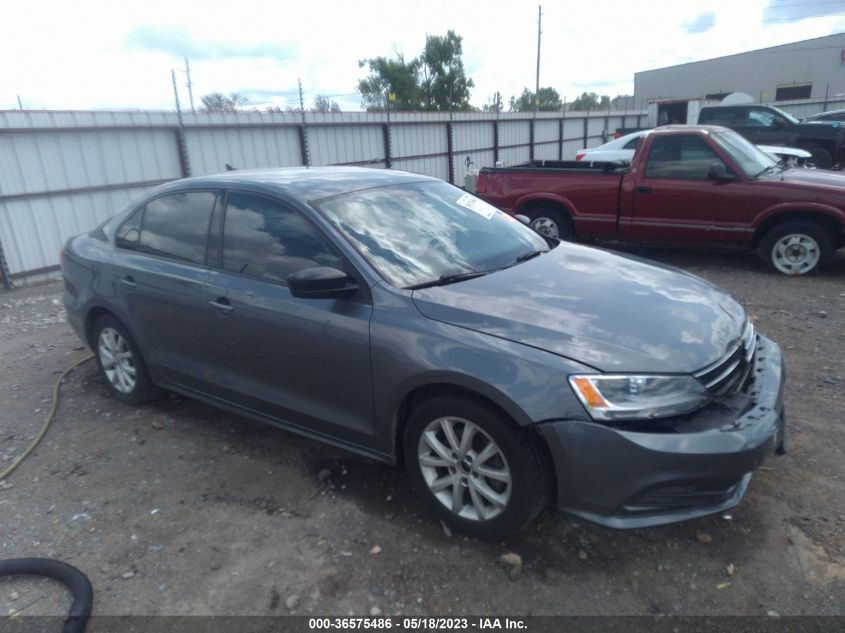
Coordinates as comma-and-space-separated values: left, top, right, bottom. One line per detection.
150, 166, 436, 202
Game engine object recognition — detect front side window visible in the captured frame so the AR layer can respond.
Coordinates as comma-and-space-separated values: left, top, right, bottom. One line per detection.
644, 136, 727, 180
137, 192, 217, 265
314, 180, 550, 288
221, 192, 342, 284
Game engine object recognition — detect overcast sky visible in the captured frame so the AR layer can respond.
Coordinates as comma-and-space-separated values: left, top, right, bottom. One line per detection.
2, 0, 844, 112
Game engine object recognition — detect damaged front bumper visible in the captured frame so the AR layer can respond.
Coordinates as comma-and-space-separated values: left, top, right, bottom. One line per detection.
537, 335, 785, 529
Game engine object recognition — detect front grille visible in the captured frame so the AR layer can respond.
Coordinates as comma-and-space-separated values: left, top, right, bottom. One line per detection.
623, 477, 744, 513
694, 321, 757, 396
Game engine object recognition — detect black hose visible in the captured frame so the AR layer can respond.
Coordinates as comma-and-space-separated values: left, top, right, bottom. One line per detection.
0, 558, 92, 633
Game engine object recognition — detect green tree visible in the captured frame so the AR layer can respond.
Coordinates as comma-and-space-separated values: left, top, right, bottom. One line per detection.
358, 53, 422, 111
357, 31, 474, 111
508, 87, 562, 112
568, 92, 611, 111
611, 94, 635, 110
420, 31, 474, 111
201, 92, 248, 112
481, 92, 504, 113
313, 95, 341, 113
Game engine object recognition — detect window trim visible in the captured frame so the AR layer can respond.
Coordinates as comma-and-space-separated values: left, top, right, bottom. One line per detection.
114, 188, 221, 270
216, 188, 368, 297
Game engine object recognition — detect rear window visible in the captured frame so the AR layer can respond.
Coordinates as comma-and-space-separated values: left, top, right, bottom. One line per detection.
116, 191, 217, 266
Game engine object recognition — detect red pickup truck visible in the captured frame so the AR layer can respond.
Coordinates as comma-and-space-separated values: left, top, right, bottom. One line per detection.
475, 125, 845, 275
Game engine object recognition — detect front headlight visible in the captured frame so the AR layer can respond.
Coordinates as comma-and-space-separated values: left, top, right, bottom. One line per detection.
569, 374, 709, 421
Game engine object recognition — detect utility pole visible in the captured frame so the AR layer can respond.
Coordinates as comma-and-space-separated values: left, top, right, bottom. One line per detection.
171, 69, 183, 123
534, 4, 542, 116
184, 57, 195, 112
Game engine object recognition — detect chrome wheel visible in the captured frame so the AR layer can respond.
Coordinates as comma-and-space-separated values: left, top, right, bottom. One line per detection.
529, 217, 559, 239
98, 327, 136, 393
771, 233, 820, 275
417, 417, 512, 521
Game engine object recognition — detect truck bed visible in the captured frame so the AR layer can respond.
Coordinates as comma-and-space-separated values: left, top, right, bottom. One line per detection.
481, 159, 630, 174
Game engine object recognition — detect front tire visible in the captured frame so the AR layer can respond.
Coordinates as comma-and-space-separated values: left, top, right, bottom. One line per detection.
523, 207, 573, 240
759, 221, 835, 275
92, 314, 161, 404
804, 145, 833, 170
404, 394, 548, 537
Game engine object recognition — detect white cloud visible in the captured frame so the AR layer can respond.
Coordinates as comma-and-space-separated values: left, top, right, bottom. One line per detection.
0, 0, 842, 111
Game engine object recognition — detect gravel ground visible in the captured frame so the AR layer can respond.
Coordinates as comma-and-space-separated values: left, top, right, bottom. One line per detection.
0, 246, 843, 619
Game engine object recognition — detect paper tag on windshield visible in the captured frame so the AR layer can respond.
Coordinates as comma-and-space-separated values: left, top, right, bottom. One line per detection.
456, 193, 497, 220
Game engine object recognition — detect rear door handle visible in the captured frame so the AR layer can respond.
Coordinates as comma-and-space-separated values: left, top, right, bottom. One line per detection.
636, 186, 652, 194
120, 276, 137, 291
210, 298, 234, 314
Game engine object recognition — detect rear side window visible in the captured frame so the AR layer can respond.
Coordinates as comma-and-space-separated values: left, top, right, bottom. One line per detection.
137, 192, 217, 265
222, 192, 342, 284
645, 135, 726, 180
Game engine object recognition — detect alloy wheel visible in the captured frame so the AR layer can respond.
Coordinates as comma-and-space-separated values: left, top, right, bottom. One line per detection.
98, 327, 136, 393
529, 217, 559, 239
771, 233, 820, 275
417, 416, 512, 521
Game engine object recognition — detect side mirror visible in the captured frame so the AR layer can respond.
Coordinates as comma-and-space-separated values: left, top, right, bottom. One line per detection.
287, 267, 359, 299
514, 214, 531, 225
707, 161, 736, 182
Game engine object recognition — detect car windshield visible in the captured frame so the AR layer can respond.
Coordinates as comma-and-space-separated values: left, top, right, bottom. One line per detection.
770, 106, 799, 125
314, 180, 551, 288
710, 129, 777, 178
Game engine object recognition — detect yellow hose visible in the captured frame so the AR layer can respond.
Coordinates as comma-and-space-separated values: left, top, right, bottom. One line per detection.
0, 353, 94, 482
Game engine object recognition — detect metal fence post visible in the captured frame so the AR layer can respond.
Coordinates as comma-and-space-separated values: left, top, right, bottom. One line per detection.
529, 119, 535, 161
582, 116, 589, 149
0, 236, 13, 290
174, 127, 191, 178
493, 119, 500, 164
382, 123, 392, 169
558, 116, 564, 160
446, 122, 455, 184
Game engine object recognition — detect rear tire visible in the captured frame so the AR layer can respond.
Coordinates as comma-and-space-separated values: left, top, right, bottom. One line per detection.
759, 221, 835, 275
804, 145, 833, 170
523, 207, 573, 240
92, 315, 161, 404
403, 394, 548, 538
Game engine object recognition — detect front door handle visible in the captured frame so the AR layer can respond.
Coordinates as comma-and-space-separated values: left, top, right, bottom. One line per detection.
120, 276, 137, 291
636, 186, 652, 194
210, 298, 234, 314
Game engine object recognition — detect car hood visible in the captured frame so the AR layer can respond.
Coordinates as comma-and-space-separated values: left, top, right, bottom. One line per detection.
411, 243, 746, 373
759, 167, 845, 189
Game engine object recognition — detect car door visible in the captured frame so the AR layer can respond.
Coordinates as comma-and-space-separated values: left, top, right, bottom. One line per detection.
625, 134, 752, 248
112, 190, 219, 391
204, 190, 375, 447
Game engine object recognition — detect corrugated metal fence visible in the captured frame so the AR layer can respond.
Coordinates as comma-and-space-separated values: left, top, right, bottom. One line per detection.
0, 107, 646, 286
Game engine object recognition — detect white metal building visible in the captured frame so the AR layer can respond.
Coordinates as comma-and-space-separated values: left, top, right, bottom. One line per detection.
634, 32, 845, 106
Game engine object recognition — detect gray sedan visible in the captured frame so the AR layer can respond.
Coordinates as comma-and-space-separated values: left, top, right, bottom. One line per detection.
62, 167, 786, 536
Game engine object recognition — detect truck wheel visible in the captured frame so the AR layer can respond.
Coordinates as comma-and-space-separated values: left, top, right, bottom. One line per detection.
804, 145, 833, 170
759, 221, 835, 275
524, 207, 573, 240
404, 394, 548, 537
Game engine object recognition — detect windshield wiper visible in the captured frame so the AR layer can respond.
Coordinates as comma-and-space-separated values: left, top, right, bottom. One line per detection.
405, 270, 488, 290
503, 249, 544, 268
753, 164, 778, 179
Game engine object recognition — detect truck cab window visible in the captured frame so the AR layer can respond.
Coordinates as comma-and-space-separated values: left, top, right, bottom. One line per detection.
645, 136, 726, 180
